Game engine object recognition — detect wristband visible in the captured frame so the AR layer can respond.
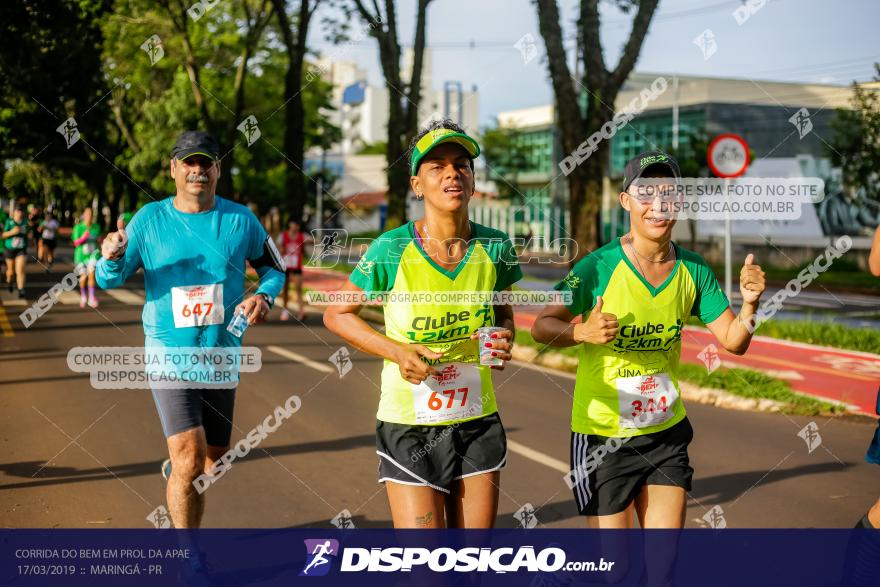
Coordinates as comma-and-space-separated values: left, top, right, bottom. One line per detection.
256, 292, 274, 309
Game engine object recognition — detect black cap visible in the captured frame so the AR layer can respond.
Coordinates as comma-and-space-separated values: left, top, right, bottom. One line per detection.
171, 131, 219, 161
622, 151, 681, 192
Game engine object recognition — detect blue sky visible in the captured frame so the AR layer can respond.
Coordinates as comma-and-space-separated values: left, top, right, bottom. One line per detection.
310, 0, 879, 128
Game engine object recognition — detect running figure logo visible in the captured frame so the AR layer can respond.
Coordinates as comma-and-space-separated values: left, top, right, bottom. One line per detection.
330, 509, 356, 529
697, 344, 722, 373
788, 108, 813, 139
300, 539, 339, 577
140, 34, 164, 65
237, 115, 261, 147
146, 505, 172, 529
699, 505, 727, 529
329, 346, 352, 378
514, 503, 539, 529
513, 33, 538, 65
310, 229, 346, 265
797, 421, 822, 453
693, 29, 717, 60
56, 117, 80, 149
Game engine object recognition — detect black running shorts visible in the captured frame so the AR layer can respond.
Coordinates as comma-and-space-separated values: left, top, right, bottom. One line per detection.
151, 388, 236, 447
376, 412, 507, 493
569, 417, 694, 516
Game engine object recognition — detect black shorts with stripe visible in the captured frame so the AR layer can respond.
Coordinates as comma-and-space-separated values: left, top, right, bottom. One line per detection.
568, 417, 694, 516
376, 412, 507, 494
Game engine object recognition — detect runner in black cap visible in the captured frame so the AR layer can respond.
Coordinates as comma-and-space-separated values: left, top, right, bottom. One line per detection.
533, 150, 767, 532
96, 130, 284, 581
171, 130, 221, 161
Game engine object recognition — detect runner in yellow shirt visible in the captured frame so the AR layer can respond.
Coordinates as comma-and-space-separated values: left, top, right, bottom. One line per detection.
532, 151, 766, 529
324, 120, 522, 528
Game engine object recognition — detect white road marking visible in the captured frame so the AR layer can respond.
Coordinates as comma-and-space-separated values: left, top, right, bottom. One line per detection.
507, 439, 570, 474
267, 345, 335, 374
265, 350, 575, 474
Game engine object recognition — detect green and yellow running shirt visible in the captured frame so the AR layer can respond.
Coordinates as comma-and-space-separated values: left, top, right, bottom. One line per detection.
3, 217, 28, 251
349, 221, 522, 426
554, 239, 729, 438
72, 222, 101, 266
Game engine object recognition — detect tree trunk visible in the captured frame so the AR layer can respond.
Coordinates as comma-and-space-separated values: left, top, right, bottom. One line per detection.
567, 143, 606, 263
534, 0, 659, 265
385, 145, 410, 228
384, 73, 409, 228
352, 0, 431, 229
273, 0, 312, 224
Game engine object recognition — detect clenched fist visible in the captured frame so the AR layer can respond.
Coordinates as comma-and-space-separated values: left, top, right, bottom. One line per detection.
101, 229, 127, 261
574, 296, 619, 345
395, 345, 443, 385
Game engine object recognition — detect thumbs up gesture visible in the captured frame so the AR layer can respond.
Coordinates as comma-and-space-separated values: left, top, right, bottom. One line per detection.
740, 253, 766, 305
574, 296, 620, 345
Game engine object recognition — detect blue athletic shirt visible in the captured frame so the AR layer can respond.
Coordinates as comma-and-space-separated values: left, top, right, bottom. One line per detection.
96, 196, 284, 349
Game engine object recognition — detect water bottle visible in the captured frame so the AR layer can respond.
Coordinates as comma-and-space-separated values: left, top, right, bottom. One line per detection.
226, 309, 249, 338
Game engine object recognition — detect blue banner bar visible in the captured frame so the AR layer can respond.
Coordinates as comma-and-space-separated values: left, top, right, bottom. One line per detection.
2, 529, 879, 586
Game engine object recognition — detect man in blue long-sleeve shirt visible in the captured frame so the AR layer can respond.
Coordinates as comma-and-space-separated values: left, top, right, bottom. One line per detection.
97, 131, 284, 536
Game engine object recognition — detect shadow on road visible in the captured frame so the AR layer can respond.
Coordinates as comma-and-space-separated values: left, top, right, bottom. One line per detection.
689, 461, 853, 505
0, 434, 377, 490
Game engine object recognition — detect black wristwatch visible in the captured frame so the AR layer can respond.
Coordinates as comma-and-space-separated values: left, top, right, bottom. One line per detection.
255, 292, 274, 309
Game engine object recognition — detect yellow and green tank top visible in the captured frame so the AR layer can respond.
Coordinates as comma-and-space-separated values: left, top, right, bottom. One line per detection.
349, 221, 522, 426
554, 239, 729, 438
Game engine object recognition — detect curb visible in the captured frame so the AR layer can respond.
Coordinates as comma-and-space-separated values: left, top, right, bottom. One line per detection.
510, 346, 788, 414
316, 304, 839, 417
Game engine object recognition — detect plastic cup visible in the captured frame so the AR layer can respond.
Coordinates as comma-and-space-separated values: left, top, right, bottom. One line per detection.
478, 326, 506, 366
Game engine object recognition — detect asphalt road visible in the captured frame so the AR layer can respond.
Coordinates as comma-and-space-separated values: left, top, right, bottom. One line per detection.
0, 259, 877, 529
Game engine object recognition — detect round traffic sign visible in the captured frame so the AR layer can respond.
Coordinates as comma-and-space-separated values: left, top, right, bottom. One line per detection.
707, 133, 750, 178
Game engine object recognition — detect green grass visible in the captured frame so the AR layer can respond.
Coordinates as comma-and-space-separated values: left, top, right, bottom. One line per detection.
677, 363, 843, 416
686, 313, 879, 355
754, 320, 880, 354
708, 259, 880, 294
514, 330, 843, 416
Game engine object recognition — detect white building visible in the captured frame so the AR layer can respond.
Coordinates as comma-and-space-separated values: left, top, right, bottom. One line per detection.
314, 48, 480, 153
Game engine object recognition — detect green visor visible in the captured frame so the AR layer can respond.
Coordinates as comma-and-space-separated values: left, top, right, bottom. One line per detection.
410, 128, 481, 176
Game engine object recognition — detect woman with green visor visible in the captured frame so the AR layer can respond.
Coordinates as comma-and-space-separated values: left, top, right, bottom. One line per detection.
325, 119, 522, 528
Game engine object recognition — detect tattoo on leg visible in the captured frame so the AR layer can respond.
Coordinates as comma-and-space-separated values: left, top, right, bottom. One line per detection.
415, 511, 434, 527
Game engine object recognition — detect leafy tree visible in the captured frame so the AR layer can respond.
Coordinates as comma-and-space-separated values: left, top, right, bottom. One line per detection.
273, 0, 323, 223
99, 0, 337, 214
0, 0, 116, 221
829, 64, 880, 204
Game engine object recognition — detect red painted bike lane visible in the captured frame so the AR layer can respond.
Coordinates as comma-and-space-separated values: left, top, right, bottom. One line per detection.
303, 268, 880, 415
